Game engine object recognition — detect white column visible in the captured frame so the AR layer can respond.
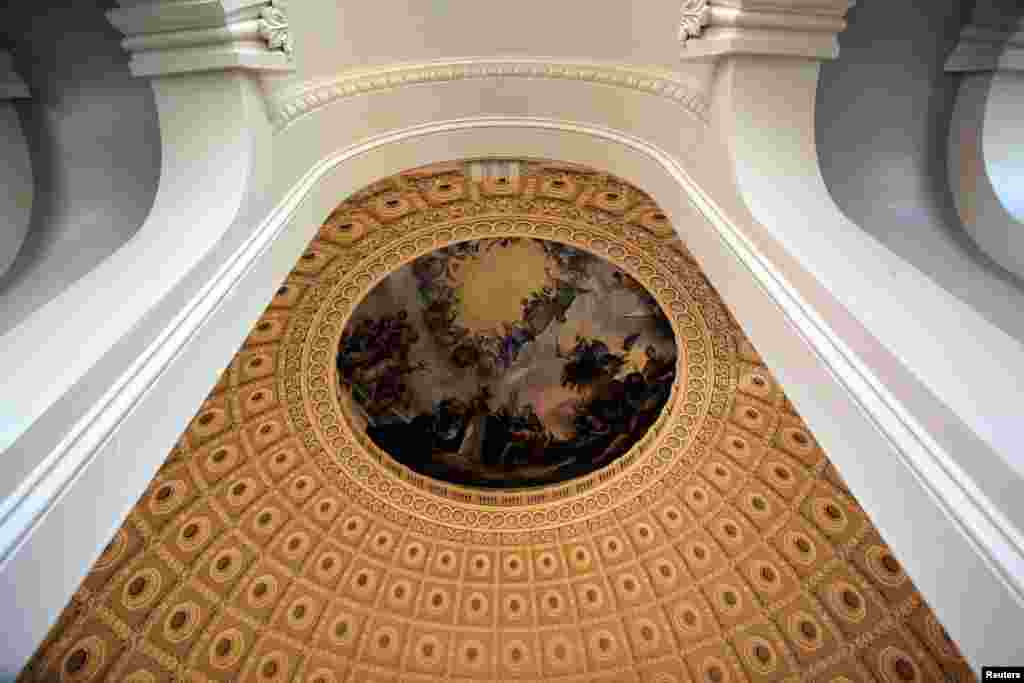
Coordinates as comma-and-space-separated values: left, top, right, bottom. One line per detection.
946, 11, 1024, 280
0, 0, 293, 673
0, 51, 32, 279
677, 0, 1024, 668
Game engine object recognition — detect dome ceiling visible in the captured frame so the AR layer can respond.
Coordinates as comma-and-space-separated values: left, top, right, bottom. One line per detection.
21, 160, 974, 683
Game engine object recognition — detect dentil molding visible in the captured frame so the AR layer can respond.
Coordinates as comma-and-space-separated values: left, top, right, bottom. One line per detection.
269, 60, 711, 132
679, 0, 856, 60
107, 0, 294, 77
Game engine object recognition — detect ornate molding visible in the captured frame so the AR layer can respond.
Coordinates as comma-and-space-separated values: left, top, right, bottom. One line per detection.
679, 0, 856, 61
259, 0, 293, 58
678, 0, 712, 43
280, 164, 733, 529
0, 51, 29, 100
21, 158, 976, 683
269, 60, 710, 132
107, 0, 294, 77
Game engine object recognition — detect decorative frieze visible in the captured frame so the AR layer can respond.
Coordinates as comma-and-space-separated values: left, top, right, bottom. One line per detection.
269, 60, 711, 131
679, 0, 855, 61
107, 0, 294, 77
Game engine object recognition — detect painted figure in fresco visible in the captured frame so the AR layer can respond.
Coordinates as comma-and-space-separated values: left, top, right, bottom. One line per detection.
412, 254, 448, 292
522, 277, 592, 334
553, 342, 677, 467
366, 386, 493, 471
413, 239, 599, 378
450, 342, 481, 369
615, 270, 674, 339
416, 254, 477, 353
480, 394, 551, 468
542, 242, 593, 282
341, 237, 680, 489
421, 294, 456, 335
642, 344, 675, 386
361, 360, 427, 415
494, 323, 536, 370
337, 309, 425, 418
338, 310, 417, 373
558, 336, 627, 391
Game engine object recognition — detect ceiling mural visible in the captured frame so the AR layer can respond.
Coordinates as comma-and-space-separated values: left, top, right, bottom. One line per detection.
338, 237, 677, 489
20, 159, 974, 683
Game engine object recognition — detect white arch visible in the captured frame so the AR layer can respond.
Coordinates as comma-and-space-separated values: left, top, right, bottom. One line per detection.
2, 61, 1024, 673
949, 70, 1024, 280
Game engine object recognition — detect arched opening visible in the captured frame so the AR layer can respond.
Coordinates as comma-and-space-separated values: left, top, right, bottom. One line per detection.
17, 155, 975, 683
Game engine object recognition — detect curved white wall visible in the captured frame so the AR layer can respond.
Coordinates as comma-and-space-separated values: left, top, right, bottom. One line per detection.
0, 102, 32, 279
949, 70, 1024, 281
287, 0, 686, 78
0, 0, 160, 335
815, 0, 1024, 343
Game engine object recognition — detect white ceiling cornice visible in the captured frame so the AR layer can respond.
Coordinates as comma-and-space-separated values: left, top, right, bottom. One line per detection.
107, 0, 294, 77
679, 0, 856, 60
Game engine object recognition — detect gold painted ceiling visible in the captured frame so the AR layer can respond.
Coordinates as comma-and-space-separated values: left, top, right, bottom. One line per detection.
22, 160, 974, 683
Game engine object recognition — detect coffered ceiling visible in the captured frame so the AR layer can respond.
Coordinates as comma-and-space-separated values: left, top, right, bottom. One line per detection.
19, 160, 974, 683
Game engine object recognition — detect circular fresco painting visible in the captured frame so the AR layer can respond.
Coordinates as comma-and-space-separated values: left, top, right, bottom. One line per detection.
336, 237, 678, 489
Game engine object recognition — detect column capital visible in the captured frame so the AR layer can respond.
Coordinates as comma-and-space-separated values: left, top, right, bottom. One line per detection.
107, 0, 295, 77
0, 51, 30, 100
679, 0, 855, 61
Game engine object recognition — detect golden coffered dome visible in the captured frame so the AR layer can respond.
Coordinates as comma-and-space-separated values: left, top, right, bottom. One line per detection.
20, 160, 974, 683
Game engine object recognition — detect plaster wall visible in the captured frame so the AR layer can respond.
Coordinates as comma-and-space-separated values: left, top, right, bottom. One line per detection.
0, 102, 32, 279
0, 0, 161, 336
815, 0, 1024, 343
283, 0, 685, 81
